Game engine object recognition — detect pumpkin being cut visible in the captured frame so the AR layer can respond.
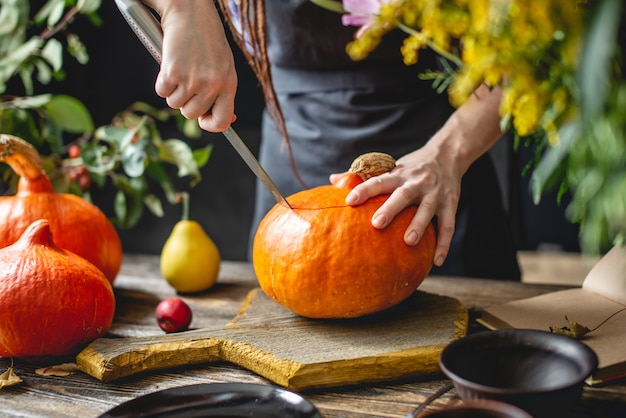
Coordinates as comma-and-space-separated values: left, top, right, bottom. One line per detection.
0, 135, 122, 282
252, 153, 436, 319
0, 219, 115, 362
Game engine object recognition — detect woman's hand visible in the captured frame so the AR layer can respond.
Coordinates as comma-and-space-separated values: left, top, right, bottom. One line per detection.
146, 0, 238, 132
330, 144, 461, 268
330, 84, 505, 268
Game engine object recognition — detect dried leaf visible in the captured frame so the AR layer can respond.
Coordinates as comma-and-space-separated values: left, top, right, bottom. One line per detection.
35, 362, 80, 377
549, 315, 591, 339
0, 367, 23, 388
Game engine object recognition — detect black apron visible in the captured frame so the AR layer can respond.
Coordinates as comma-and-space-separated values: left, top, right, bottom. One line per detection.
249, 1, 520, 280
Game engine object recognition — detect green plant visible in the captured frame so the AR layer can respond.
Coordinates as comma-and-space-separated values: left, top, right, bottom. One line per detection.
0, 0, 212, 228
314, 0, 626, 254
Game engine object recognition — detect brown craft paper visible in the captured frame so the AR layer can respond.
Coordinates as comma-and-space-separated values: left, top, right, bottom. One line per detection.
478, 245, 626, 385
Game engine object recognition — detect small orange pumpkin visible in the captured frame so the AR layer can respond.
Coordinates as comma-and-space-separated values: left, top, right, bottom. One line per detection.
0, 135, 122, 282
0, 219, 115, 362
252, 153, 436, 318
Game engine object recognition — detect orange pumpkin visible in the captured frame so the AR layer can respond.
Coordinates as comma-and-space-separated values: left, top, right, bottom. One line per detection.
0, 135, 122, 282
252, 153, 436, 318
0, 219, 115, 362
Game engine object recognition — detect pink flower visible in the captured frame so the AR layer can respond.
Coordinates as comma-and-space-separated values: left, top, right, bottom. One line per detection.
341, 0, 389, 37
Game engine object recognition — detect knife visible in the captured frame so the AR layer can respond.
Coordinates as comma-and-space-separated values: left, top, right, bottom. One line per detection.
114, 0, 292, 209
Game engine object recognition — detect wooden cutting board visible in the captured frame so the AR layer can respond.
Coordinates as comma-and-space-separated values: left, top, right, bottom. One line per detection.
77, 289, 468, 391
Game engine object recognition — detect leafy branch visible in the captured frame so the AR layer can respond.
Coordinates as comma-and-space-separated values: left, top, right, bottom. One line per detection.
320, 0, 626, 254
0, 0, 211, 228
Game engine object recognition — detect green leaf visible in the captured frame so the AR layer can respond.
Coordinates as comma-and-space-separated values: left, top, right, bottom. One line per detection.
182, 119, 202, 139
121, 143, 147, 178
112, 177, 146, 228
6, 94, 52, 109
578, 0, 622, 124
16, 65, 34, 95
143, 193, 164, 218
159, 138, 201, 180
193, 143, 213, 169
67, 33, 89, 65
41, 38, 63, 72
44, 94, 94, 133
47, 1, 64, 27
0, 37, 41, 85
95, 125, 131, 147
114, 189, 128, 225
125, 177, 150, 225
34, 58, 52, 85
145, 162, 177, 203
530, 121, 580, 204
81, 139, 119, 174
77, 0, 102, 14
0, 2, 20, 35
34, 0, 66, 27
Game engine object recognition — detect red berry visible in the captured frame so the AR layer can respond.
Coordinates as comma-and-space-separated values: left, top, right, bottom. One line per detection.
78, 174, 91, 190
155, 298, 193, 333
76, 165, 88, 176
68, 144, 81, 158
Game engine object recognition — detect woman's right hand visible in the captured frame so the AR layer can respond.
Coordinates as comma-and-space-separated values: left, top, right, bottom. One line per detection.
146, 0, 238, 132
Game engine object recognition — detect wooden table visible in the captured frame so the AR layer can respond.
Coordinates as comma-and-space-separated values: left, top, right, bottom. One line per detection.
2, 254, 625, 417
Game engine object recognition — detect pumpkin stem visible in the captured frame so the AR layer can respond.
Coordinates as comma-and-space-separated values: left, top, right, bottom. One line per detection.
0, 134, 46, 181
18, 219, 54, 248
349, 152, 396, 181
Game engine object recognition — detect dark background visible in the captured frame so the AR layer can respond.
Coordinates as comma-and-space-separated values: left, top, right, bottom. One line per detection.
18, 2, 581, 260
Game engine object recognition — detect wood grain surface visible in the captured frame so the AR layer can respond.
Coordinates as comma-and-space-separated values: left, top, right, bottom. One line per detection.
77, 288, 468, 389
1, 255, 625, 418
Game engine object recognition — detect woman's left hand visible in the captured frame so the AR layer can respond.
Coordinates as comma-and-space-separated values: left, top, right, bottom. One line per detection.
330, 144, 461, 269
330, 84, 505, 268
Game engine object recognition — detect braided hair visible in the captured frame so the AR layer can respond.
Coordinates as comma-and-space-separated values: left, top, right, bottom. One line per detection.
216, 1, 306, 186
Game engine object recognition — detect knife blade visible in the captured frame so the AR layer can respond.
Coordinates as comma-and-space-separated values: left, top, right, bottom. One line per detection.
114, 0, 292, 209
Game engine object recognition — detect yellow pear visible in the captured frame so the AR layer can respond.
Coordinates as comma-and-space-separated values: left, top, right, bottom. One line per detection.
160, 194, 221, 293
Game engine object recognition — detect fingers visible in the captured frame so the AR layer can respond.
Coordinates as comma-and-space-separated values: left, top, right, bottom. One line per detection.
153, 1, 238, 132
160, 85, 202, 117
369, 181, 414, 229
344, 168, 458, 267
198, 89, 237, 132
403, 196, 436, 245
154, 73, 177, 99
433, 202, 456, 266
156, 71, 237, 132
345, 173, 397, 205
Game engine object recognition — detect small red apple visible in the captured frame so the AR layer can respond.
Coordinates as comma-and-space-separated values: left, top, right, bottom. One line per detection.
155, 298, 193, 333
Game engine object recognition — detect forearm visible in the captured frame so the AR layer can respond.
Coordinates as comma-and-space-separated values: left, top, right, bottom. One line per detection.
429, 83, 505, 176
143, 0, 225, 43
341, 83, 507, 263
